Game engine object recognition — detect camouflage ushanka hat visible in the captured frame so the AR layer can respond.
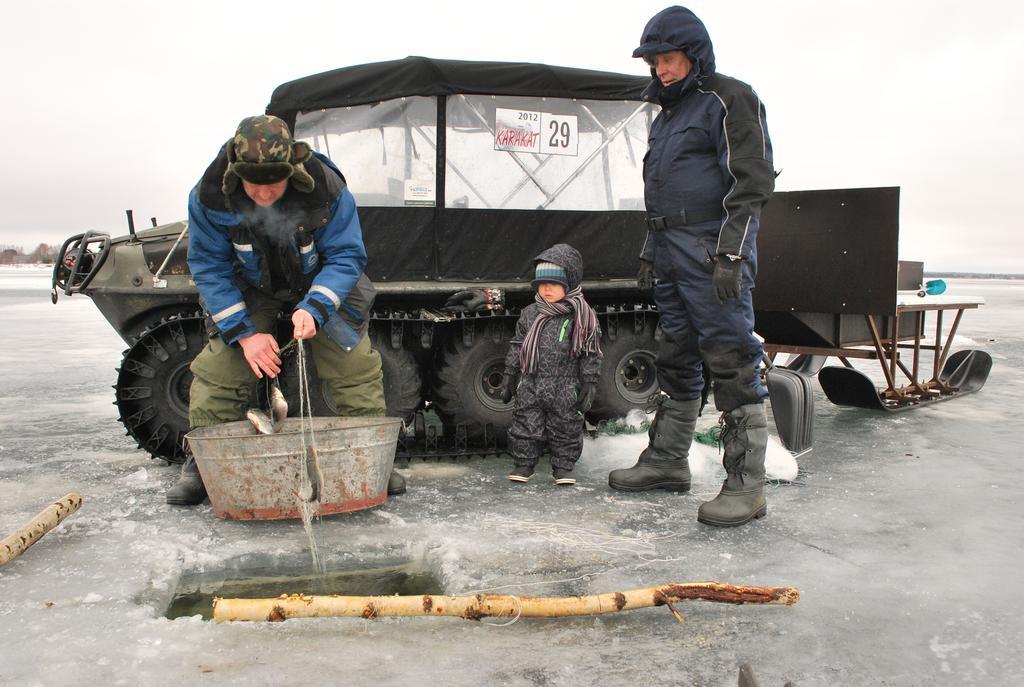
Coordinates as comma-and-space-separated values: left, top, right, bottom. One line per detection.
221, 115, 315, 195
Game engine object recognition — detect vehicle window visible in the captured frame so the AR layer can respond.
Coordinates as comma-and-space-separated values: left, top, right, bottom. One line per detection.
445, 95, 655, 211
293, 94, 655, 212
295, 97, 438, 207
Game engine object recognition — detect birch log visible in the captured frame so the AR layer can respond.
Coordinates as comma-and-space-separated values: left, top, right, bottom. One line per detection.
213, 582, 799, 623
0, 492, 82, 567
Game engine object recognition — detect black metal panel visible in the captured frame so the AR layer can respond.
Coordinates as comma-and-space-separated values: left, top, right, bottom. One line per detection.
755, 311, 836, 348
897, 261, 923, 290
756, 311, 922, 348
435, 209, 648, 281
754, 187, 900, 316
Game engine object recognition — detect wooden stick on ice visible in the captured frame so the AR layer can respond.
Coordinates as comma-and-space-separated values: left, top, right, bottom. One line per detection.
0, 492, 83, 567
213, 582, 799, 623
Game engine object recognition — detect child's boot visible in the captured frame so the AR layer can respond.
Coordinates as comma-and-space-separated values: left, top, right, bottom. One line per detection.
552, 467, 576, 485
508, 464, 536, 482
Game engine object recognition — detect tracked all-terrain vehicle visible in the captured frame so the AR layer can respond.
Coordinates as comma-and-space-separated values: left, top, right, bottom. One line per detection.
52, 57, 991, 464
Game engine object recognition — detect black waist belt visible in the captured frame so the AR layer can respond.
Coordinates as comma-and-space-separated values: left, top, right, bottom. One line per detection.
646, 208, 722, 231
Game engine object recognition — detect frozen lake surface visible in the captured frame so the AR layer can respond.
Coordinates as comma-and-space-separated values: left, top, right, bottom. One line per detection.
1, 266, 1022, 685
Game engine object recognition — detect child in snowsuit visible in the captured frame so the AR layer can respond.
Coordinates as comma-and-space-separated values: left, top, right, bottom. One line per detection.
503, 244, 602, 485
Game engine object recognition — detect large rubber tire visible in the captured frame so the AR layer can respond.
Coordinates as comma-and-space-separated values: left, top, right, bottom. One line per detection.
434, 336, 513, 439
587, 317, 660, 422
273, 328, 417, 420
370, 331, 422, 422
273, 349, 335, 418
115, 312, 205, 464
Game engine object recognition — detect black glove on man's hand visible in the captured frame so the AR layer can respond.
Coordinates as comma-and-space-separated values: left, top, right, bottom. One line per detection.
442, 288, 505, 313
443, 289, 487, 312
637, 259, 655, 294
574, 381, 597, 413
712, 255, 744, 304
500, 371, 519, 404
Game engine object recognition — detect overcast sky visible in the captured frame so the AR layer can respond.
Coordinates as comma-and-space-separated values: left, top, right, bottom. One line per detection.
2, 0, 1021, 272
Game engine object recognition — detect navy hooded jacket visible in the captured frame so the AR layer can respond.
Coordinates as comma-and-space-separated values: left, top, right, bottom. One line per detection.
635, 6, 774, 262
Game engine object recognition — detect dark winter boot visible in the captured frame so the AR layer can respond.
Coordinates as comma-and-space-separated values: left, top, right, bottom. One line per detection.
387, 470, 406, 496
697, 403, 768, 527
552, 467, 576, 485
608, 397, 700, 492
166, 452, 207, 506
508, 465, 536, 483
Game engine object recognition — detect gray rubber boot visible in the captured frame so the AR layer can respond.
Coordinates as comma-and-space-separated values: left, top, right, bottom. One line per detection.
697, 403, 768, 527
608, 397, 700, 492
387, 470, 406, 496
166, 453, 207, 506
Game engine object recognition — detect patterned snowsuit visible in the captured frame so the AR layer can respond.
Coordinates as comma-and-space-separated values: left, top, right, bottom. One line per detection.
504, 245, 602, 470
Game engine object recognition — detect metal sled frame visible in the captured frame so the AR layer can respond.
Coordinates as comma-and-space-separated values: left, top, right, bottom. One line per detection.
765, 297, 990, 411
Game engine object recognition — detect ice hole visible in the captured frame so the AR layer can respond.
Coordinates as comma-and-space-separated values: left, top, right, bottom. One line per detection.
163, 556, 445, 620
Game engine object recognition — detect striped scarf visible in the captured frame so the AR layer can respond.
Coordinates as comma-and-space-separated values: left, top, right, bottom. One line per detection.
519, 285, 600, 374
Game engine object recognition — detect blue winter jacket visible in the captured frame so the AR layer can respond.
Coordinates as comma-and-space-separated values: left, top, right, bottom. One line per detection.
187, 149, 373, 349
635, 6, 774, 262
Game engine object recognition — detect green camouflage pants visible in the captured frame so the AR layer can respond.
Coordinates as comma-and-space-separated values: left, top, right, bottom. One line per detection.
189, 297, 384, 428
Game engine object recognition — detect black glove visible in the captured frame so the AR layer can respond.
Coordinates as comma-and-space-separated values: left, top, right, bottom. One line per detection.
574, 381, 597, 413
442, 288, 505, 313
637, 259, 655, 294
712, 255, 744, 304
500, 371, 519, 404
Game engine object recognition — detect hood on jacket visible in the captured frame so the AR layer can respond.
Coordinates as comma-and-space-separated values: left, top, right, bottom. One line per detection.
532, 243, 583, 291
633, 6, 716, 80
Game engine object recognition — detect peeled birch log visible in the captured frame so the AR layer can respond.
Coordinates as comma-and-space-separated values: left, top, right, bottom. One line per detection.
0, 492, 83, 567
213, 582, 799, 623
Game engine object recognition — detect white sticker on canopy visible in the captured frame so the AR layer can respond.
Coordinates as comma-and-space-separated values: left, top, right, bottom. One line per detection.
493, 108, 577, 156
494, 108, 541, 153
540, 113, 578, 156
404, 179, 435, 206
493, 108, 579, 156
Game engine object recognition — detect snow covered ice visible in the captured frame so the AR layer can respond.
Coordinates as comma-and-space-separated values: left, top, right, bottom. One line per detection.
2, 266, 1023, 685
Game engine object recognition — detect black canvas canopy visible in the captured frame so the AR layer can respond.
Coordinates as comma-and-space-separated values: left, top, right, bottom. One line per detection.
267, 56, 649, 128
264, 56, 655, 286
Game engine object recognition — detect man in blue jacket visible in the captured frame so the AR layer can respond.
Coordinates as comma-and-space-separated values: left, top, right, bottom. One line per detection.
607, 6, 775, 527
167, 115, 405, 505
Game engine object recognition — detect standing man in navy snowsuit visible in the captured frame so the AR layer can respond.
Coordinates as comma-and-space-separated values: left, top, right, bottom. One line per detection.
608, 6, 775, 528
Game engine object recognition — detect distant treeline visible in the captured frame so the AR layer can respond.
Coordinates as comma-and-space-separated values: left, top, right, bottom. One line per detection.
926, 272, 1024, 280
0, 243, 58, 265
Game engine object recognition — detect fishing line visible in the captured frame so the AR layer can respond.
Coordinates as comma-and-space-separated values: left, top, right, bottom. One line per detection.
296, 339, 326, 573
479, 595, 523, 627
296, 339, 326, 497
